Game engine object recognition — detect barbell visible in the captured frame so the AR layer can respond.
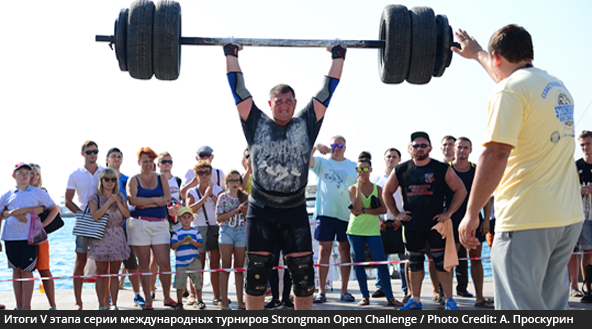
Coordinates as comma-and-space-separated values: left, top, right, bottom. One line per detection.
95, 0, 457, 84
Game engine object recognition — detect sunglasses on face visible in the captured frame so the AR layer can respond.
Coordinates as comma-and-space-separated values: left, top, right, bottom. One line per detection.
227, 179, 241, 184
197, 169, 211, 176
160, 160, 173, 165
102, 177, 117, 183
198, 153, 212, 158
356, 167, 371, 173
84, 149, 99, 155
411, 143, 429, 149
331, 143, 344, 149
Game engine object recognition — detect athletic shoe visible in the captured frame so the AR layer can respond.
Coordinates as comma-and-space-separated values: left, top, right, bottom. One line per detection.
281, 299, 294, 309
398, 299, 422, 310
445, 298, 460, 310
134, 294, 146, 307
264, 299, 282, 309
372, 290, 386, 298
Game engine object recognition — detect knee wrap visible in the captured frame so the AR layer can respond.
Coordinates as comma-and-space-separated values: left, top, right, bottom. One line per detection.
285, 254, 315, 297
244, 252, 275, 296
431, 250, 445, 272
406, 251, 425, 272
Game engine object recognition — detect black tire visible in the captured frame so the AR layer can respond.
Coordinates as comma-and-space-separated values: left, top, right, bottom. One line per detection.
127, 0, 155, 80
115, 8, 129, 72
154, 0, 181, 80
433, 14, 451, 78
377, 4, 411, 84
406, 6, 437, 85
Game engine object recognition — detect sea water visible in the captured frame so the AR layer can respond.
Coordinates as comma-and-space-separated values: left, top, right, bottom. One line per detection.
0, 217, 492, 292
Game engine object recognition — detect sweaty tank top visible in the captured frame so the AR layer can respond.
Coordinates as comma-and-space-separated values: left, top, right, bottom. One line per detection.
130, 175, 167, 218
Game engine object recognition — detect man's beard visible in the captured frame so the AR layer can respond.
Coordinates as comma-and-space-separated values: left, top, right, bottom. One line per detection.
413, 153, 429, 161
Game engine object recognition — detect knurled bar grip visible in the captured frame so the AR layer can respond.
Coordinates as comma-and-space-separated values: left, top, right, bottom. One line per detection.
96, 35, 385, 49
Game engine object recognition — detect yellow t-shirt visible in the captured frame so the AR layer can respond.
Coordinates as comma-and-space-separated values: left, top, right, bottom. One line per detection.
484, 67, 583, 232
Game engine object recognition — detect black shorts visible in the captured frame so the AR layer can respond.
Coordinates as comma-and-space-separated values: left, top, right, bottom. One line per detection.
404, 229, 446, 253
246, 202, 312, 255
5, 240, 38, 272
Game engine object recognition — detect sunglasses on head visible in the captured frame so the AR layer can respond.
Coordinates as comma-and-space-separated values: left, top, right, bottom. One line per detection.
102, 177, 117, 183
356, 167, 371, 173
198, 152, 212, 158
197, 169, 211, 175
331, 143, 344, 149
160, 160, 173, 165
84, 149, 99, 155
29, 163, 41, 169
411, 143, 429, 149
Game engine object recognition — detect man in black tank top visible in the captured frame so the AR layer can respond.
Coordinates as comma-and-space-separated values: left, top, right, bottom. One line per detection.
448, 137, 494, 308
383, 132, 467, 310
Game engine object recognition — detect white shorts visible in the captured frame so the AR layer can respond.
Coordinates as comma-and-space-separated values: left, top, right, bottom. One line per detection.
127, 218, 170, 246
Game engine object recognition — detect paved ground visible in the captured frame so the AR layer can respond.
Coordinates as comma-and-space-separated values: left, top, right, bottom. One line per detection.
1, 276, 590, 311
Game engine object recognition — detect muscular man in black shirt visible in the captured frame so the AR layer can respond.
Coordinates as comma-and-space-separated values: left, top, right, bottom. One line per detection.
383, 131, 467, 310
224, 42, 344, 310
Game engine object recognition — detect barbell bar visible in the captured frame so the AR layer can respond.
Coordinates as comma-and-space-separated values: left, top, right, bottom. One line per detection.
95, 1, 457, 84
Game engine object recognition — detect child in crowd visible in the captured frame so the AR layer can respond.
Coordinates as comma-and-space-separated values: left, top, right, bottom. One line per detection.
0, 163, 59, 310
170, 207, 204, 310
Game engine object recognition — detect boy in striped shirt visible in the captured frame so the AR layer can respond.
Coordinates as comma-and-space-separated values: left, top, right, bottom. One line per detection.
171, 207, 204, 310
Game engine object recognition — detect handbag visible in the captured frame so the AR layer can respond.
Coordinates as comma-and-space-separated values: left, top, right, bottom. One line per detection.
195, 187, 219, 250
39, 208, 64, 234
72, 194, 109, 240
28, 209, 48, 245
381, 221, 405, 255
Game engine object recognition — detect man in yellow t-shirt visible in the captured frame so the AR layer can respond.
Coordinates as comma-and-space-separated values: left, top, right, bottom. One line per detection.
453, 24, 584, 310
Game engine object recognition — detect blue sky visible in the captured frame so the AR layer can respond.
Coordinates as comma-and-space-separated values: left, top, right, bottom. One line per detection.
1, 0, 591, 202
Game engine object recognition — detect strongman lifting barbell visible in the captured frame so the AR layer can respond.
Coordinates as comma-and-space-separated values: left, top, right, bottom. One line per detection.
95, 0, 459, 84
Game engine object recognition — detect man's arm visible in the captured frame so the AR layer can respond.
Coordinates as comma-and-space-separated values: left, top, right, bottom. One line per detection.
451, 29, 498, 83
434, 167, 467, 222
312, 45, 345, 121
225, 43, 252, 121
65, 189, 80, 213
309, 143, 331, 168
459, 142, 512, 249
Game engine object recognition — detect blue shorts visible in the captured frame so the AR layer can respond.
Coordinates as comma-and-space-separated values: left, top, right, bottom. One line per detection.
75, 235, 89, 254
219, 225, 247, 247
314, 216, 348, 242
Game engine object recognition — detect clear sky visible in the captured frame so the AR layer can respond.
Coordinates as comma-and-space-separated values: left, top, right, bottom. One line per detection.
1, 0, 591, 203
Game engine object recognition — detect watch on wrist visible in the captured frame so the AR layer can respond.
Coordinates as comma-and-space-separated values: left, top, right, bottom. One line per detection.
362, 208, 366, 214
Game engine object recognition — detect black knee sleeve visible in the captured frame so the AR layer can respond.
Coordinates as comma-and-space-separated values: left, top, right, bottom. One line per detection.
285, 254, 315, 297
244, 252, 275, 296
431, 250, 445, 272
406, 251, 425, 272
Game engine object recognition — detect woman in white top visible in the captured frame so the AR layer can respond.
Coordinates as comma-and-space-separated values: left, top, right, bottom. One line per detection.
187, 160, 224, 308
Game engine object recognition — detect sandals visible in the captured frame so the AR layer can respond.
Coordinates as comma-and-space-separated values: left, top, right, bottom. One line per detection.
142, 304, 154, 310
474, 300, 494, 308
313, 293, 326, 303
213, 298, 232, 306
387, 299, 404, 307
174, 303, 184, 310
196, 301, 206, 309
340, 292, 355, 302
357, 298, 370, 306
164, 300, 178, 308
571, 289, 584, 298
221, 306, 232, 310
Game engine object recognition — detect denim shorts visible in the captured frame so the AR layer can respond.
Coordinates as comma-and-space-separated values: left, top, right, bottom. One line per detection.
75, 235, 89, 254
219, 225, 247, 247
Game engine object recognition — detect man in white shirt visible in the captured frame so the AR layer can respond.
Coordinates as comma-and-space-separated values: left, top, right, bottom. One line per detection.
65, 141, 104, 310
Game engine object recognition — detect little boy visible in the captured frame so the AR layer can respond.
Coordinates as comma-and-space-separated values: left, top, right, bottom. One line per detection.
0, 162, 59, 310
170, 207, 204, 310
